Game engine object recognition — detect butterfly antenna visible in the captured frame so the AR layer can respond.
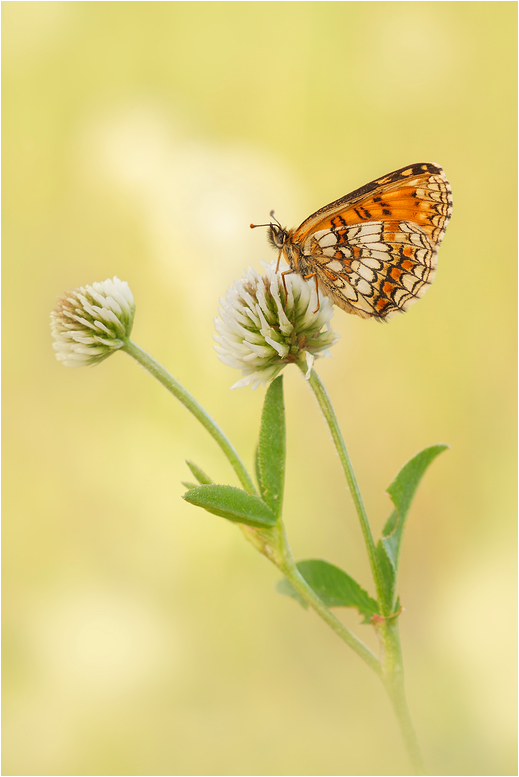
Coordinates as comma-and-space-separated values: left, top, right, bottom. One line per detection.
250, 211, 282, 230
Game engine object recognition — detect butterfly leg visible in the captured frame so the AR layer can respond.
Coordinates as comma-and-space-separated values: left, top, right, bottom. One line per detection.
303, 273, 320, 313
280, 268, 294, 309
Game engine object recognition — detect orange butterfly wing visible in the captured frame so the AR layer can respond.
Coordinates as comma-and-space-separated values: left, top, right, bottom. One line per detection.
284, 163, 452, 320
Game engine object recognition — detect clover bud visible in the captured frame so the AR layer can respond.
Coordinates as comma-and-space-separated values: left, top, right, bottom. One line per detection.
50, 276, 135, 367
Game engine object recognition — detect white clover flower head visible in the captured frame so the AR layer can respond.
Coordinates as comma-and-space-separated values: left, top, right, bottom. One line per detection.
214, 261, 340, 389
50, 276, 135, 367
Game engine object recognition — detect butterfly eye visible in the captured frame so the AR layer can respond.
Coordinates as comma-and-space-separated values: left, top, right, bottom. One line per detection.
268, 224, 286, 250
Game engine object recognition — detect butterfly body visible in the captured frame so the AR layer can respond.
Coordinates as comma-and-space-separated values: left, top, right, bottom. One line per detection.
261, 163, 452, 320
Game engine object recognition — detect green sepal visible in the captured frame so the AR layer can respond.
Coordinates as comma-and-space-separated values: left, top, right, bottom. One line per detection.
277, 559, 380, 623
185, 460, 214, 485
255, 376, 286, 518
181, 481, 199, 490
376, 444, 448, 612
183, 484, 277, 528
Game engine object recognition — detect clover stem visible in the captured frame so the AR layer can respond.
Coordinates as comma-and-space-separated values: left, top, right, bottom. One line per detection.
300, 364, 426, 773
122, 340, 257, 495
380, 619, 427, 775
273, 525, 382, 676
301, 366, 386, 610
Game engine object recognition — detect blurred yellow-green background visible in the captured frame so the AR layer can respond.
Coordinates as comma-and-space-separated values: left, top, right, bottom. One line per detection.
3, 3, 517, 775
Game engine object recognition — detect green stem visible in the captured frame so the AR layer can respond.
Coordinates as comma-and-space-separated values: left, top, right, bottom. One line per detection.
381, 620, 427, 775
275, 514, 425, 773
122, 340, 257, 495
271, 525, 382, 677
301, 366, 386, 611
121, 343, 424, 771
300, 364, 426, 773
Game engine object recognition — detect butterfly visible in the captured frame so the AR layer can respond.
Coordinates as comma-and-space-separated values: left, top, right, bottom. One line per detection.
251, 163, 452, 320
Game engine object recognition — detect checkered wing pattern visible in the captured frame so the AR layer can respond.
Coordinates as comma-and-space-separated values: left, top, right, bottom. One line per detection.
285, 163, 452, 320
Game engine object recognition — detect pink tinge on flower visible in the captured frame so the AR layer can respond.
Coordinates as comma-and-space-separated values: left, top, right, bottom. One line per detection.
50, 276, 135, 367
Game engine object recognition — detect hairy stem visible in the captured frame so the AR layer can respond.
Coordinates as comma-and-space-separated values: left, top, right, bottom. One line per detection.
300, 364, 426, 773
122, 340, 257, 495
302, 366, 386, 610
271, 525, 382, 676
381, 619, 427, 775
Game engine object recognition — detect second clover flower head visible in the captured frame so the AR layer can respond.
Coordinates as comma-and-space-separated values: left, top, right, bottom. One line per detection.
50, 276, 135, 367
214, 261, 340, 389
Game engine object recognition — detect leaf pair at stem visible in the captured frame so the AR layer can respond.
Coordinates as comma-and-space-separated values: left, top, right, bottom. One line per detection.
122, 340, 442, 774
183, 375, 447, 626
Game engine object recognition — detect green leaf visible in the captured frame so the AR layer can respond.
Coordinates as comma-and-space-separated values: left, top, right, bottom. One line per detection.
383, 443, 448, 565
254, 445, 262, 500
185, 460, 213, 485
375, 542, 396, 614
255, 376, 286, 518
277, 559, 379, 623
181, 481, 199, 490
377, 444, 448, 612
183, 484, 277, 528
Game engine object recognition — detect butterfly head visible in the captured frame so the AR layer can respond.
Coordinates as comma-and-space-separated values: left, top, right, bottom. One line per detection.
267, 223, 289, 250
250, 211, 289, 250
